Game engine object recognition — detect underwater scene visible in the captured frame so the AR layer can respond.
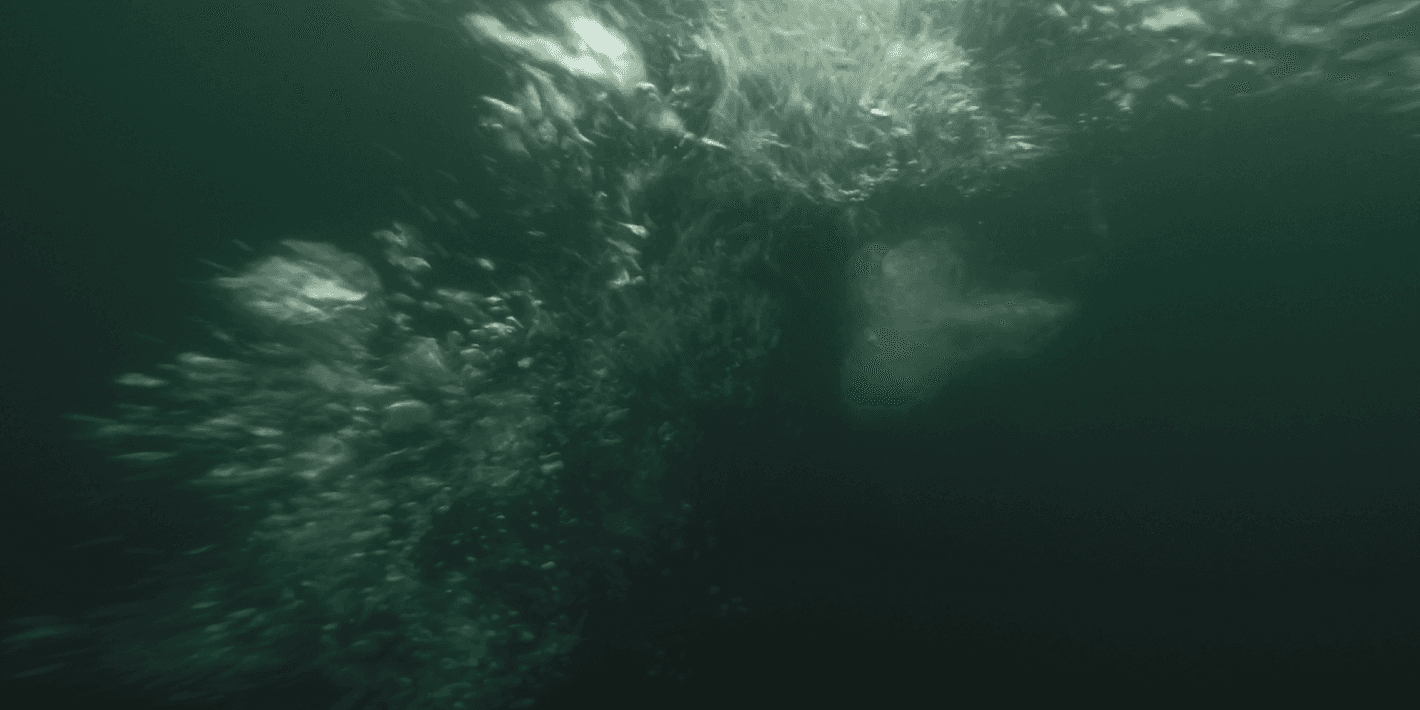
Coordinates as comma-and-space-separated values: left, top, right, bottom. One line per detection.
3, 0, 1419, 707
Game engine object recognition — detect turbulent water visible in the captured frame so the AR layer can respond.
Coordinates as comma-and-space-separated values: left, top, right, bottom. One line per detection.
4, 1, 1420, 708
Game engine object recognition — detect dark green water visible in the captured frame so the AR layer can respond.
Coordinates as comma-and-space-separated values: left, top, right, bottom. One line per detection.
3, 1, 1417, 707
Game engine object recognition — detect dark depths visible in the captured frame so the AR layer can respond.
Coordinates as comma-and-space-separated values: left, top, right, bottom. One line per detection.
3, 2, 1417, 707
